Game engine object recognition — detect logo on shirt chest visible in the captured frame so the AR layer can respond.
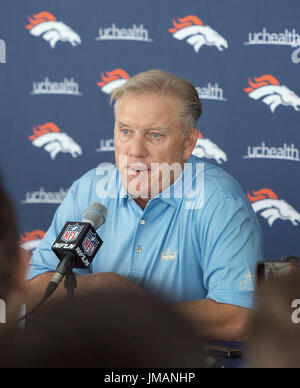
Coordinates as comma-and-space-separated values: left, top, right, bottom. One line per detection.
239, 271, 254, 292
160, 248, 178, 261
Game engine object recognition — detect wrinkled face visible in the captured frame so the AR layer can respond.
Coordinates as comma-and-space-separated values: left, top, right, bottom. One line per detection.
114, 92, 197, 208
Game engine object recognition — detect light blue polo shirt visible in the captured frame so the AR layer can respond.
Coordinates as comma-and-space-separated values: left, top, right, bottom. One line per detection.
28, 155, 264, 308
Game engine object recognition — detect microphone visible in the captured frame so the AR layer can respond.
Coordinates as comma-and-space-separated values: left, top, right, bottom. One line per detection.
44, 203, 107, 299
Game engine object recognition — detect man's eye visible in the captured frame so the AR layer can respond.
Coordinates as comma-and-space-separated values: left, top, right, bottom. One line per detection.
151, 133, 162, 138
120, 129, 130, 135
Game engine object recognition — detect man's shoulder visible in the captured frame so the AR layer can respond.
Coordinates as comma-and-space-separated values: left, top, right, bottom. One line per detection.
189, 155, 248, 205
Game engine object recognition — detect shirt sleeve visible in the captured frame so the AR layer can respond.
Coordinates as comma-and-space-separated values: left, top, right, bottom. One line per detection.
27, 181, 90, 280
199, 196, 264, 309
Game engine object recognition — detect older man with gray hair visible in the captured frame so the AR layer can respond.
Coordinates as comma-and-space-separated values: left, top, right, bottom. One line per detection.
27, 70, 263, 341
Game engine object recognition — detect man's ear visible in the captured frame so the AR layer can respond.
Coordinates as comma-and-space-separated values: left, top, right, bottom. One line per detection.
13, 247, 30, 294
183, 128, 199, 160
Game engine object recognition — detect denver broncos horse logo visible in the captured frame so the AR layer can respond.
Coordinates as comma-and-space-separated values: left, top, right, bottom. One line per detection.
244, 75, 300, 113
169, 15, 228, 53
29, 122, 82, 160
97, 69, 130, 94
19, 230, 45, 254
247, 188, 300, 227
26, 11, 81, 49
192, 131, 227, 164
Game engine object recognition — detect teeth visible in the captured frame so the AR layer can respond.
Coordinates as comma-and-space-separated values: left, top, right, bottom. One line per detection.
127, 166, 149, 175
130, 166, 147, 171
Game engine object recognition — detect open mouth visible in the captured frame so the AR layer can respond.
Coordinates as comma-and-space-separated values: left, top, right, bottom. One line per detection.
127, 164, 152, 176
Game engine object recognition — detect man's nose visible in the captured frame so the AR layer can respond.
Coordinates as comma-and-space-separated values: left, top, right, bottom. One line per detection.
128, 134, 148, 158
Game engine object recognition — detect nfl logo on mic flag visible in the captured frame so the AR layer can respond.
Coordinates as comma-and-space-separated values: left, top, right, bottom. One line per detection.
82, 230, 100, 256
52, 222, 103, 269
61, 224, 84, 243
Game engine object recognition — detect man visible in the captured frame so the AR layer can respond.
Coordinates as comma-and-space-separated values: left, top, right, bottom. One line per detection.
27, 70, 263, 341
0, 181, 29, 323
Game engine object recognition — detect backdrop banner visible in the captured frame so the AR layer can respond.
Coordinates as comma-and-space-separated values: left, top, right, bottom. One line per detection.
0, 0, 299, 259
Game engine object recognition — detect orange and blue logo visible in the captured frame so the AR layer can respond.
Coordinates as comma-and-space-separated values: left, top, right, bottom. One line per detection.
244, 75, 300, 113
19, 230, 45, 254
97, 69, 130, 94
169, 15, 228, 53
247, 188, 300, 227
29, 122, 82, 160
25, 11, 81, 48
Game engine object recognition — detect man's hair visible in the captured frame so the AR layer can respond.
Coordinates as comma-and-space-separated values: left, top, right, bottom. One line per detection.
0, 182, 19, 300
110, 70, 202, 137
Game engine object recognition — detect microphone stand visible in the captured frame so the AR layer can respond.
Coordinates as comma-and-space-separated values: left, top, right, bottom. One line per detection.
64, 262, 77, 298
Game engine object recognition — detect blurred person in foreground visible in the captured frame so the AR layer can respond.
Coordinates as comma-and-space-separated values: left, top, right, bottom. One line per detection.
27, 70, 264, 341
0, 290, 212, 368
0, 181, 29, 324
246, 270, 300, 368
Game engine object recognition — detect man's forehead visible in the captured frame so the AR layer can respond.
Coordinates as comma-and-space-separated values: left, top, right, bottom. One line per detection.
114, 92, 181, 126
116, 92, 181, 111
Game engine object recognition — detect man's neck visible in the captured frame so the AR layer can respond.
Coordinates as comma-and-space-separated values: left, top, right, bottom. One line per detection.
134, 197, 150, 211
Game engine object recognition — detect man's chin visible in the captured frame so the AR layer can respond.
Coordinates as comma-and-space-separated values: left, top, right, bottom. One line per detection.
120, 173, 165, 200
126, 185, 152, 200
129, 193, 150, 201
